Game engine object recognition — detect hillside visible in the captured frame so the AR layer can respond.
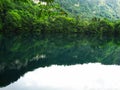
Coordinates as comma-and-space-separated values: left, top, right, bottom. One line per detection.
0, 0, 120, 35
55, 0, 120, 20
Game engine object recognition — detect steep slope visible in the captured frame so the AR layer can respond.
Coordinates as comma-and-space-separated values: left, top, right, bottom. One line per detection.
55, 0, 120, 20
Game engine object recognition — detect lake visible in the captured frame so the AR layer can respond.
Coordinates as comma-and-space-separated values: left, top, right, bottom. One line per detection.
0, 34, 120, 90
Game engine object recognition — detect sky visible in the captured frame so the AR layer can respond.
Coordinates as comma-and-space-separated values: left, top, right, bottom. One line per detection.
1, 63, 120, 90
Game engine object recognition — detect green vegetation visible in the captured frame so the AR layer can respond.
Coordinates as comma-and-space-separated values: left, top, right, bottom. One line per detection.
0, 0, 120, 36
1, 34, 120, 87
1, 0, 120, 88
55, 0, 120, 20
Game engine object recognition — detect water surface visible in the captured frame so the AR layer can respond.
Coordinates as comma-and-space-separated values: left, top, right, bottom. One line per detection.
0, 34, 120, 89
1, 63, 120, 90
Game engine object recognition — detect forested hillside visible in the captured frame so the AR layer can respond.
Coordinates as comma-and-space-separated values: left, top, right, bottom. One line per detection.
0, 0, 120, 36
55, 0, 120, 20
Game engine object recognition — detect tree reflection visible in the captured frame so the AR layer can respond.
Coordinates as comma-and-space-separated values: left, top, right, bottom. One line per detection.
0, 34, 120, 87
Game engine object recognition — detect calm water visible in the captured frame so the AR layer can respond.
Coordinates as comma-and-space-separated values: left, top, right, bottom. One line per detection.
0, 34, 120, 90
1, 63, 120, 90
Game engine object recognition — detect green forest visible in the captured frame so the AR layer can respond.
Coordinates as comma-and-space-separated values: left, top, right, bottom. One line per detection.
0, 0, 120, 36
55, 0, 120, 20
1, 0, 120, 88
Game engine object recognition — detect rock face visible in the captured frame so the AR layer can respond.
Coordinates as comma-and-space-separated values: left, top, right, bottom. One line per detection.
55, 0, 120, 20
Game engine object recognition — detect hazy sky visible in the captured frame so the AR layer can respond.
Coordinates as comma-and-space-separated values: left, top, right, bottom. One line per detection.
1, 63, 120, 90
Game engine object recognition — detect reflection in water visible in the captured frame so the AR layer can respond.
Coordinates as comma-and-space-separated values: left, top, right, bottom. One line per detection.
1, 63, 120, 90
0, 34, 120, 88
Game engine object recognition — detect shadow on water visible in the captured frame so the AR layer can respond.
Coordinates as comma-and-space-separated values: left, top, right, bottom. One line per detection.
0, 33, 120, 87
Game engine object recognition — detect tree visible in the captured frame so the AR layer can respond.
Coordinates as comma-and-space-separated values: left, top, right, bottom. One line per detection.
5, 10, 22, 33
114, 21, 120, 35
39, 0, 54, 4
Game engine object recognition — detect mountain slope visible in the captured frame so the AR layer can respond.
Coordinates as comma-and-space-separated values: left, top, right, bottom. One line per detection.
55, 0, 120, 20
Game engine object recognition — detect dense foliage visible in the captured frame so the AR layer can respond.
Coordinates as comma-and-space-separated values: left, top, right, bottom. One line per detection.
1, 0, 120, 88
55, 0, 120, 20
0, 0, 120, 36
1, 34, 120, 87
